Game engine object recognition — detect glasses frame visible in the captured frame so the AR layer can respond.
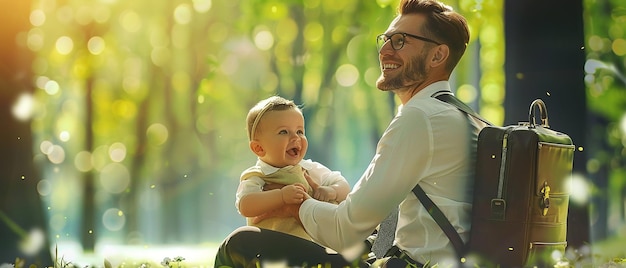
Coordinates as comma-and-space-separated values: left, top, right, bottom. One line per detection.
377, 32, 442, 51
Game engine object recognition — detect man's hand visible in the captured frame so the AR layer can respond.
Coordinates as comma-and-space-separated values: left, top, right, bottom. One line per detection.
303, 170, 319, 190
252, 202, 304, 224
312, 185, 338, 202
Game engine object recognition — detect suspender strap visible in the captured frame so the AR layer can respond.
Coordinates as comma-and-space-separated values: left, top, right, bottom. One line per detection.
412, 185, 466, 260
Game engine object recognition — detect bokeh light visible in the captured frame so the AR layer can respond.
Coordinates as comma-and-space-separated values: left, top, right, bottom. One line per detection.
146, 123, 169, 146
47, 145, 66, 164
27, 28, 44, 51
11, 93, 35, 122
59, 131, 70, 142
37, 179, 52, 196
29, 9, 45, 26
74, 151, 93, 172
102, 208, 126, 231
55, 36, 74, 55
192, 0, 212, 13
174, 4, 192, 25
570, 173, 590, 205
335, 64, 359, 87
109, 142, 127, 163
87, 36, 106, 55
44, 80, 60, 95
99, 163, 130, 194
254, 30, 274, 51
119, 10, 142, 33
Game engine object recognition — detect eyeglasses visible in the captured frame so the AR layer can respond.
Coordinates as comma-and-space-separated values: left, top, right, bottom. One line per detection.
376, 32, 441, 51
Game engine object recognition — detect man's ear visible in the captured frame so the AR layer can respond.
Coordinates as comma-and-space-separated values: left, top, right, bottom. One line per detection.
250, 140, 265, 157
430, 45, 449, 67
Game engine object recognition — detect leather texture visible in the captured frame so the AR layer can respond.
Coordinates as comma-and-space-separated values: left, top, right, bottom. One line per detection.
467, 122, 575, 267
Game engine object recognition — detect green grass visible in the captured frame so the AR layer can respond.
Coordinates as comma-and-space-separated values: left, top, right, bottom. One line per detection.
2, 240, 625, 268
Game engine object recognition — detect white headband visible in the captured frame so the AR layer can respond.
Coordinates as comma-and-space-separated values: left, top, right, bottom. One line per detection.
249, 104, 273, 141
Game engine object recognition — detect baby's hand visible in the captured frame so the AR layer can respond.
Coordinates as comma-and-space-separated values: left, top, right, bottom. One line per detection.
313, 185, 337, 202
281, 184, 306, 204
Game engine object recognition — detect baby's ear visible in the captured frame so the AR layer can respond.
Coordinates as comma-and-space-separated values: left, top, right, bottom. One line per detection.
250, 140, 265, 157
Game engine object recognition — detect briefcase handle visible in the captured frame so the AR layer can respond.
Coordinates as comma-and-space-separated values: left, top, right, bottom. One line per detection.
528, 99, 549, 128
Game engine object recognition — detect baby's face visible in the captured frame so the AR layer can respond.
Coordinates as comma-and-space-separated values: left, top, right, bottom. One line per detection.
254, 109, 308, 168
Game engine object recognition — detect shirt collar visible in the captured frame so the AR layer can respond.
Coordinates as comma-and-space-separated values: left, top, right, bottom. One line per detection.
255, 159, 312, 175
410, 81, 451, 102
395, 81, 450, 109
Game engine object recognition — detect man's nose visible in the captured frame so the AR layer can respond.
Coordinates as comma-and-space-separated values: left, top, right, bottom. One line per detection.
379, 41, 394, 55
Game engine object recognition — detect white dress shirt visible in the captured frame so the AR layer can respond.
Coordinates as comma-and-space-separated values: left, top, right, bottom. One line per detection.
300, 81, 480, 265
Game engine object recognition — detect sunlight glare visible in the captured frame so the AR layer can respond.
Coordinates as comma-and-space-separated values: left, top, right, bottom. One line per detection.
192, 0, 212, 13
88, 36, 106, 55
47, 145, 66, 164
59, 131, 70, 142
147, 123, 169, 146
19, 228, 45, 256
55, 36, 74, 55
37, 179, 52, 196
44, 80, 60, 95
109, 142, 127, 163
11, 93, 35, 122
335, 64, 359, 87
30, 9, 46, 26
569, 173, 590, 205
102, 208, 126, 231
612, 38, 626, 56
174, 4, 192, 25
75, 151, 93, 172
254, 30, 274, 51
120, 10, 141, 33
27, 28, 44, 52
40, 140, 53, 155
99, 163, 130, 194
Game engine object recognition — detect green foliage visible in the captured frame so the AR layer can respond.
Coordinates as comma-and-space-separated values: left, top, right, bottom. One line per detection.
583, 0, 626, 240
38, 0, 622, 252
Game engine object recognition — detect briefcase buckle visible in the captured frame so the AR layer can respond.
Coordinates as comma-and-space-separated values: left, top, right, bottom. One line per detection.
490, 198, 506, 220
540, 181, 551, 216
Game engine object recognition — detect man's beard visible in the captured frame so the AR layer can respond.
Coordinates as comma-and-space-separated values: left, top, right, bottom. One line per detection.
376, 52, 428, 91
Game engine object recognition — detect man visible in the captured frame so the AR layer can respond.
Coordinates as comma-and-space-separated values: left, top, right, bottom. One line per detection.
214, 0, 477, 267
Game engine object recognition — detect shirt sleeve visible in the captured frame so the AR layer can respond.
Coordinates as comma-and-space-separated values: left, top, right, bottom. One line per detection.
235, 176, 265, 213
302, 159, 348, 186
299, 107, 434, 251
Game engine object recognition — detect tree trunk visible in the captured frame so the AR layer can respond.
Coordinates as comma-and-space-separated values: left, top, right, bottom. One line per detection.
80, 75, 96, 251
0, 0, 53, 264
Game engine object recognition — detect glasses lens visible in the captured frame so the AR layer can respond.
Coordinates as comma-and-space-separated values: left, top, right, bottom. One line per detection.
376, 34, 387, 51
390, 33, 405, 50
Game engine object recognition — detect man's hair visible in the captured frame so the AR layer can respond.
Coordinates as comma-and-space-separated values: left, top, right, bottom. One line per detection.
398, 0, 470, 72
246, 96, 300, 140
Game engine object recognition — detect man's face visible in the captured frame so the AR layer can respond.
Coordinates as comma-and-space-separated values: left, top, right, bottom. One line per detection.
376, 14, 433, 91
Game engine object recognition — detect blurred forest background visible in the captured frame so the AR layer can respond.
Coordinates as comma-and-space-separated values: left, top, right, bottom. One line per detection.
1, 0, 625, 266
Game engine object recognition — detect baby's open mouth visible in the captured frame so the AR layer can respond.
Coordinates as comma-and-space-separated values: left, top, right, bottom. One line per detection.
287, 147, 300, 157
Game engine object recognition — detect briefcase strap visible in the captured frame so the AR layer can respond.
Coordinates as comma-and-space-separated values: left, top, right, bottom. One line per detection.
413, 91, 488, 260
431, 91, 492, 126
411, 185, 465, 260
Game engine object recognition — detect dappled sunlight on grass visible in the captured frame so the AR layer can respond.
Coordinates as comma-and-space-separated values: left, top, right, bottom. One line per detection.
2, 239, 626, 268
49, 242, 219, 268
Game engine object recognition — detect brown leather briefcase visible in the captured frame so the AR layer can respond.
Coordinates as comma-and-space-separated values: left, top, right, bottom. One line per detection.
467, 99, 575, 267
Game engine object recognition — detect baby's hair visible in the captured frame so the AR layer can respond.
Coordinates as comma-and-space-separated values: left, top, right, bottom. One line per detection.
246, 96, 301, 140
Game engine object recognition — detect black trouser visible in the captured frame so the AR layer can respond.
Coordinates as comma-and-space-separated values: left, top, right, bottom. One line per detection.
214, 226, 363, 268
